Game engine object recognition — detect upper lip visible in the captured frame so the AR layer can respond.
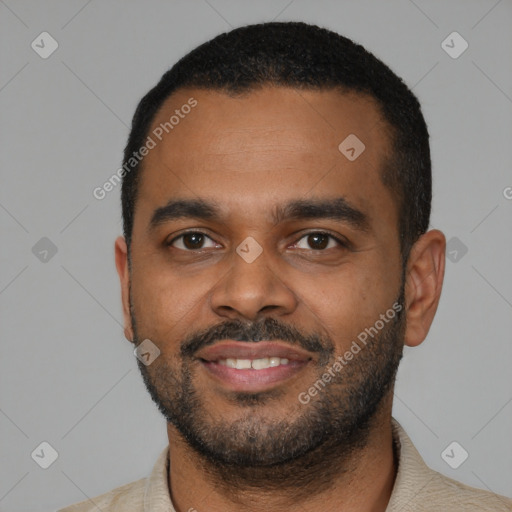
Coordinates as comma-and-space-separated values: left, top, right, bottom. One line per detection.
196, 341, 314, 362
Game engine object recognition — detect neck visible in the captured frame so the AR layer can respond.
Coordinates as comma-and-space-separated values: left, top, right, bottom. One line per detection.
166, 400, 398, 512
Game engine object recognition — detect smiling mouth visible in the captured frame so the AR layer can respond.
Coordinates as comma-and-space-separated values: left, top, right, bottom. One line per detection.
196, 341, 314, 391
215, 356, 291, 370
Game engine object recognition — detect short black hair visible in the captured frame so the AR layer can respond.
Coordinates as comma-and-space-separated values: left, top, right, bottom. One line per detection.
121, 21, 431, 262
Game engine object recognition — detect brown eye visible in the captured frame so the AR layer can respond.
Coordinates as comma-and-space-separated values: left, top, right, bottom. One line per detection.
182, 233, 205, 249
168, 232, 218, 251
293, 232, 346, 251
307, 233, 329, 250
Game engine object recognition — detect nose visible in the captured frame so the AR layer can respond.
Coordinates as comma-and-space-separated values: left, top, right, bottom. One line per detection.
209, 240, 298, 322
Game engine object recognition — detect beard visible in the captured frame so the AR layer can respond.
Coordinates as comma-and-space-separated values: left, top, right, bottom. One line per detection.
131, 284, 405, 493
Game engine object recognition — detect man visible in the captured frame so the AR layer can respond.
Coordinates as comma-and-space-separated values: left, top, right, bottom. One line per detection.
59, 21, 511, 512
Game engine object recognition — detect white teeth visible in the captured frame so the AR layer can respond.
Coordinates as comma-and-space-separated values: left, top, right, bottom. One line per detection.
217, 357, 291, 369
251, 358, 270, 370
235, 359, 252, 370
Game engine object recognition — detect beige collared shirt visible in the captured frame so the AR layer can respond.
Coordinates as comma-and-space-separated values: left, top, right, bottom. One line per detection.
58, 418, 512, 511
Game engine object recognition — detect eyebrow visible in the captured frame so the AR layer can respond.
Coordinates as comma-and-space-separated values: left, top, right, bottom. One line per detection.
149, 197, 370, 233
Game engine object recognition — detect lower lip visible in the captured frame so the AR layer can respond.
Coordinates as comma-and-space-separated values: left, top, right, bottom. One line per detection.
200, 360, 309, 391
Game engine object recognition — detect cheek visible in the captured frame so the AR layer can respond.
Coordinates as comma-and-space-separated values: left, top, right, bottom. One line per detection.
299, 260, 397, 341
130, 262, 212, 339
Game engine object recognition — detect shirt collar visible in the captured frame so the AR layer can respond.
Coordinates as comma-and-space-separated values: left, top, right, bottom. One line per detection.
386, 418, 436, 511
143, 445, 174, 512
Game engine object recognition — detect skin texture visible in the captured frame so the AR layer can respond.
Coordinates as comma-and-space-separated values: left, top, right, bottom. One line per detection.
115, 86, 446, 512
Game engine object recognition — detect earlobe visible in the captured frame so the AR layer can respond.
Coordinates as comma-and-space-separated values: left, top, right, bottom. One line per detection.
114, 236, 134, 343
403, 229, 446, 347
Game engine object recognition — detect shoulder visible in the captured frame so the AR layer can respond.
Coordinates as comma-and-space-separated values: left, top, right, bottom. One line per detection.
57, 445, 171, 512
421, 470, 512, 511
57, 477, 147, 512
389, 419, 512, 511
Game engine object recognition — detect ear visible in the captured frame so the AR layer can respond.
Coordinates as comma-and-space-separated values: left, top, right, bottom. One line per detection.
403, 229, 446, 347
115, 236, 134, 343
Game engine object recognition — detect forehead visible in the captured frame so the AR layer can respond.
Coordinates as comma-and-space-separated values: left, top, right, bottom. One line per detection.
135, 86, 397, 234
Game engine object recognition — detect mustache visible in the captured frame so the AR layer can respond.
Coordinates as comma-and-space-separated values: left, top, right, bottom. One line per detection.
180, 317, 333, 361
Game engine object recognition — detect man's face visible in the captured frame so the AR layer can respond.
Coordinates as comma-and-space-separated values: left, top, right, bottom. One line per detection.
124, 87, 406, 468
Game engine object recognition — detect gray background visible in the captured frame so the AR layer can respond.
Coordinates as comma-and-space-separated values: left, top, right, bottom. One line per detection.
1, 1, 511, 510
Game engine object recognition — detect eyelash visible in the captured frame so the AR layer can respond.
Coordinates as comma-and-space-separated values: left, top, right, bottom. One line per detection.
166, 230, 348, 252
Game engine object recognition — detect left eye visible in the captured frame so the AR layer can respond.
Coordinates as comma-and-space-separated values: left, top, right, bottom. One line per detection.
293, 232, 344, 251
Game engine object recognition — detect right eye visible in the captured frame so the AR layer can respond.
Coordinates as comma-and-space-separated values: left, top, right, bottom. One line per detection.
167, 231, 220, 251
